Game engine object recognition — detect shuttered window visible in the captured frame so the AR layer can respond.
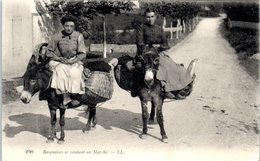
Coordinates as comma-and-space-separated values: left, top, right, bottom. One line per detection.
12, 16, 23, 56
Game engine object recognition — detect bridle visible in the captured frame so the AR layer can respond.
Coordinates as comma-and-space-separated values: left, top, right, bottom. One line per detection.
138, 53, 159, 87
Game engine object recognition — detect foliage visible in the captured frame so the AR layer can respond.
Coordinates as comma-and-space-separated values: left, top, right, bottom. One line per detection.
44, 0, 134, 38
206, 3, 224, 14
198, 2, 223, 17
220, 21, 259, 80
45, 0, 134, 18
91, 13, 143, 30
141, 2, 201, 20
221, 22, 259, 56
223, 2, 259, 22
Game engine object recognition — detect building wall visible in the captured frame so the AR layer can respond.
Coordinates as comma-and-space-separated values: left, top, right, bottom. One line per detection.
2, 0, 42, 79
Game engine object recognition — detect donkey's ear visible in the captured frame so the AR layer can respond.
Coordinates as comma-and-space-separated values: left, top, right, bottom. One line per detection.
153, 57, 160, 65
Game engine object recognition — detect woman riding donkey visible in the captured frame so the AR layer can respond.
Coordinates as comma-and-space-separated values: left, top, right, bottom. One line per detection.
131, 8, 197, 99
46, 15, 87, 108
21, 15, 117, 143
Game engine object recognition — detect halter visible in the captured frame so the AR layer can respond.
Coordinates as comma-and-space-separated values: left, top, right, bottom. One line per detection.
40, 76, 52, 91
26, 62, 52, 92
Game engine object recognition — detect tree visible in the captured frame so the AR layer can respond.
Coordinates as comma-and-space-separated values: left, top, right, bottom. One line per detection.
44, 0, 134, 58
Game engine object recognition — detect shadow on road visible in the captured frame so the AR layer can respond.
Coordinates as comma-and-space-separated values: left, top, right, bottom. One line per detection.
3, 107, 161, 141
79, 107, 143, 134
78, 107, 160, 140
3, 113, 85, 138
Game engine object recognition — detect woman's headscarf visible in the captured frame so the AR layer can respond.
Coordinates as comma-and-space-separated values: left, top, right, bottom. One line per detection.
32, 43, 48, 64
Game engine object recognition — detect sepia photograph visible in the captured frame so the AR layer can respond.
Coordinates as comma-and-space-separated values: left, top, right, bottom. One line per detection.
2, 0, 259, 161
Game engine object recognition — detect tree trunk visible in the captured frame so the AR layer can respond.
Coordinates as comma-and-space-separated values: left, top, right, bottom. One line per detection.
189, 19, 192, 32
103, 16, 107, 58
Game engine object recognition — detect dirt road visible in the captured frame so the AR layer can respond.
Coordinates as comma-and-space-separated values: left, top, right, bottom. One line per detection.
2, 17, 259, 161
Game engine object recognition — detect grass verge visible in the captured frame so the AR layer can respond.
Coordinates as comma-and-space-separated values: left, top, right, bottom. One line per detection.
220, 20, 259, 81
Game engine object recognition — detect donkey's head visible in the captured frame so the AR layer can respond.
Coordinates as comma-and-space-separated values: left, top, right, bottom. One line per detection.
139, 48, 160, 87
20, 62, 50, 104
20, 43, 50, 104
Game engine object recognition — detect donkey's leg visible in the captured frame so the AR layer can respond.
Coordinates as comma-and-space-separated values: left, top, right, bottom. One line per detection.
83, 105, 96, 133
58, 108, 66, 144
155, 98, 168, 143
46, 107, 57, 143
149, 102, 156, 124
82, 106, 91, 133
140, 100, 149, 139
91, 105, 97, 128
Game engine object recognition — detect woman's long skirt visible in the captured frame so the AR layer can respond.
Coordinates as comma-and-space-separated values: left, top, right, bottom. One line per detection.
49, 60, 85, 94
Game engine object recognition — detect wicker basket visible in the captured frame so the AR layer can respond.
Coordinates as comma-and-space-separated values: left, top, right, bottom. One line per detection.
81, 71, 114, 105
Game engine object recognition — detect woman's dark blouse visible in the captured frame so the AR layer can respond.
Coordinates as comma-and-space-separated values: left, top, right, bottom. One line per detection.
136, 23, 169, 55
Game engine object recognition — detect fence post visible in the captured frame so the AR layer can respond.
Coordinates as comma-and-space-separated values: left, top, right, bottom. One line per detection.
176, 22, 179, 39
191, 18, 193, 29
103, 16, 107, 58
192, 17, 195, 29
182, 19, 186, 33
189, 19, 192, 32
170, 22, 173, 40
228, 18, 232, 28
176, 19, 181, 39
162, 17, 166, 28
178, 19, 182, 36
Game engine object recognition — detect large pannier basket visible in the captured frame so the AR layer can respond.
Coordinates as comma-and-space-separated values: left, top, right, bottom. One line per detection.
82, 71, 114, 105
114, 55, 134, 91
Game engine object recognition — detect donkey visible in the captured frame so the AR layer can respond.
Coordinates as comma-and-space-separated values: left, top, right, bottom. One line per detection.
20, 58, 117, 144
127, 49, 197, 143
132, 52, 170, 142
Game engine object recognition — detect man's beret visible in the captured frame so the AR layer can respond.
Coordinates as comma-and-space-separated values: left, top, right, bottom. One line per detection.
60, 15, 77, 25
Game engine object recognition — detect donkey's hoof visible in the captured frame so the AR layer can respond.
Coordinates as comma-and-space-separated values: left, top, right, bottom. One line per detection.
46, 139, 54, 143
92, 120, 97, 127
83, 125, 91, 133
82, 128, 90, 134
162, 136, 168, 143
46, 138, 54, 143
57, 139, 65, 144
139, 133, 148, 140
148, 119, 156, 125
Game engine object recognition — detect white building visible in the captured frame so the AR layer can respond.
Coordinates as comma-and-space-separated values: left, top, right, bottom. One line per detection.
3, 0, 48, 79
